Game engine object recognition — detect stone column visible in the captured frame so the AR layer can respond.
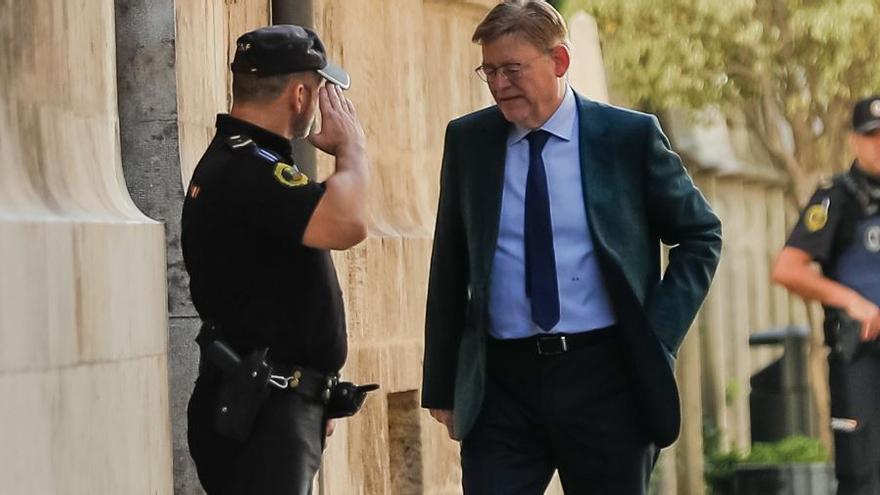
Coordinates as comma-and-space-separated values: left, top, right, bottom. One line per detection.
113, 0, 203, 492
0, 0, 172, 492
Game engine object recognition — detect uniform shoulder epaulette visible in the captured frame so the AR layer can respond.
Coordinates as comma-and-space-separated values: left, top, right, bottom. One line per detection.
224, 134, 255, 151
817, 175, 835, 190
224, 134, 285, 165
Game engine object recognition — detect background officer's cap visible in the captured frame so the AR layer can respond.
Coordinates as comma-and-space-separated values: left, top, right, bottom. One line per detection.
231, 25, 350, 90
852, 95, 880, 134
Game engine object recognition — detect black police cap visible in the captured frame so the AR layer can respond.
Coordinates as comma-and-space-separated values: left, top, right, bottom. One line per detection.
852, 95, 880, 134
231, 25, 350, 90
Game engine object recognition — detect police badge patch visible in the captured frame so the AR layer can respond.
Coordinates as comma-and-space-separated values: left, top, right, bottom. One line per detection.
273, 162, 309, 187
805, 199, 830, 232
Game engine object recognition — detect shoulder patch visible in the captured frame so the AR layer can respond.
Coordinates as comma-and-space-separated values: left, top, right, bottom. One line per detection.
224, 134, 254, 150
273, 162, 310, 188
804, 198, 830, 232
187, 183, 202, 199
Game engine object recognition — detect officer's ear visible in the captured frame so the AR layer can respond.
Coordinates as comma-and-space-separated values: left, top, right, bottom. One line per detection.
287, 80, 308, 115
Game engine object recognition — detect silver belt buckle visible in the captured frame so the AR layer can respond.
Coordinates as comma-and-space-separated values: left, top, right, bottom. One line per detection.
536, 334, 568, 355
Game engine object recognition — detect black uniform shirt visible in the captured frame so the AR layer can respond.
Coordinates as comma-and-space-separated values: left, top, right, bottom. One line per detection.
182, 114, 346, 373
786, 164, 880, 305
786, 175, 856, 268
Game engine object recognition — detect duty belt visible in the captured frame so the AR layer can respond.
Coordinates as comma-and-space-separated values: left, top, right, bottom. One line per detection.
196, 323, 338, 404
267, 364, 339, 403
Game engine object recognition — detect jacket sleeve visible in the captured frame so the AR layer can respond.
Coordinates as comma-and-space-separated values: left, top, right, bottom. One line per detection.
421, 122, 470, 409
642, 115, 722, 355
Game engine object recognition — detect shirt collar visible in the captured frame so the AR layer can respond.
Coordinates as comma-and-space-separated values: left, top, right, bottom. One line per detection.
508, 85, 577, 146
215, 114, 294, 159
852, 161, 880, 187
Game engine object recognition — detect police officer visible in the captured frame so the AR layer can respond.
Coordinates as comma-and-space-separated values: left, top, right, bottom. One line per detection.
773, 95, 880, 495
181, 25, 368, 495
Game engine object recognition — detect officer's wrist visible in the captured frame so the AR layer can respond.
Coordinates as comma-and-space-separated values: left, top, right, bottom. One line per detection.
335, 142, 365, 158
333, 144, 367, 166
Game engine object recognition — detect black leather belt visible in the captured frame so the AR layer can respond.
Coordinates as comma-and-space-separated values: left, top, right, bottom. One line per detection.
198, 351, 338, 403
489, 326, 618, 356
268, 364, 339, 403
196, 322, 338, 403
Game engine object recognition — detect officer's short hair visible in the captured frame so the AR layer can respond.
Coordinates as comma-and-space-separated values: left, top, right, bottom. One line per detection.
472, 0, 569, 50
232, 71, 320, 104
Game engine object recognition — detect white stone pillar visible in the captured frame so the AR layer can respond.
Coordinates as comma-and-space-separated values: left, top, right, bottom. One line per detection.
0, 1, 172, 492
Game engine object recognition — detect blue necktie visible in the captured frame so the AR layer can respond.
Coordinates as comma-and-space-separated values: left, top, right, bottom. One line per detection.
524, 130, 560, 332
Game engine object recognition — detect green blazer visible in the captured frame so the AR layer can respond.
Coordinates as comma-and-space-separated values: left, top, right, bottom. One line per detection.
421, 93, 722, 448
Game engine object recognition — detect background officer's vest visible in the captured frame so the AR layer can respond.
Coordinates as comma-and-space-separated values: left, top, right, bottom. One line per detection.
833, 212, 880, 305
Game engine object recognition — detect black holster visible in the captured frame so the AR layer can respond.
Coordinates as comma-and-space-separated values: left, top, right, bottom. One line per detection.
214, 346, 273, 441
826, 308, 864, 362
196, 324, 274, 441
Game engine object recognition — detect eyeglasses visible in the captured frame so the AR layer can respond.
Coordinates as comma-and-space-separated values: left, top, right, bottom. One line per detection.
474, 53, 547, 83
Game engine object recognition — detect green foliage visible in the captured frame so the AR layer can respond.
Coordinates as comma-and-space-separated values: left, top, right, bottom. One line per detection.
724, 379, 740, 406
746, 436, 828, 464
572, 0, 880, 112
569, 0, 880, 187
704, 433, 828, 494
547, 0, 570, 14
705, 449, 742, 495
704, 422, 740, 495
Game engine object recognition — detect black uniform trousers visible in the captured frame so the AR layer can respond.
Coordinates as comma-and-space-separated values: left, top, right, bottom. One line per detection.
461, 327, 657, 495
187, 376, 325, 495
829, 343, 880, 495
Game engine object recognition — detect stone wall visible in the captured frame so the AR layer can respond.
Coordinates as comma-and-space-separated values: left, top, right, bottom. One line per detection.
0, 0, 172, 493
312, 2, 492, 493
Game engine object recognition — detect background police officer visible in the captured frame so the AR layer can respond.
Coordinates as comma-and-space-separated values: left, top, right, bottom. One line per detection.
773, 95, 880, 495
181, 25, 368, 495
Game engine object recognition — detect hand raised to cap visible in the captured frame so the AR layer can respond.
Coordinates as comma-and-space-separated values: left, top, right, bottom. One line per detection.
308, 84, 366, 159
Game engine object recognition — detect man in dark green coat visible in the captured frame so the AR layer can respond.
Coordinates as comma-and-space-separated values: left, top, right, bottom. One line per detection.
421, 1, 722, 493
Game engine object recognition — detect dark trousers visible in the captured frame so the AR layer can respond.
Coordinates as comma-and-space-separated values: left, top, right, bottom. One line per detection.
187, 377, 325, 495
461, 328, 657, 495
829, 344, 880, 495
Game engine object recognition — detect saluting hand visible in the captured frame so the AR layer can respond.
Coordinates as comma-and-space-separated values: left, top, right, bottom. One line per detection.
308, 84, 366, 159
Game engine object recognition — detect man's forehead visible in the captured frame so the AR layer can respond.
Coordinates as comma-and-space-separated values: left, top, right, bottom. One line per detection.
480, 36, 543, 64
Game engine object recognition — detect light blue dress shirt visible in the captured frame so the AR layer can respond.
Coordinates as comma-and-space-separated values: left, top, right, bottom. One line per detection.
488, 86, 617, 339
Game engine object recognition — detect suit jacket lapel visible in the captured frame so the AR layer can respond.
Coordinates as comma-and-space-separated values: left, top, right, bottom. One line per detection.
575, 94, 643, 305
576, 94, 614, 257
472, 109, 509, 290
